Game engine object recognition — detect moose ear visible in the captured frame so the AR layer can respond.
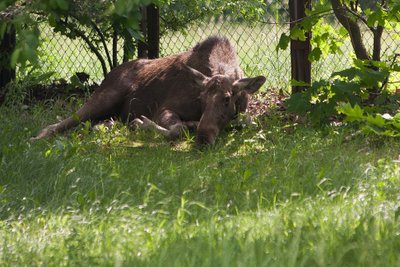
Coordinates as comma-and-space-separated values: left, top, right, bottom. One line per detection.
184, 65, 210, 87
233, 76, 266, 94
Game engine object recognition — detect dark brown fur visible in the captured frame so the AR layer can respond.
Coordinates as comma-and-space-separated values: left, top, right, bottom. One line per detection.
33, 36, 266, 146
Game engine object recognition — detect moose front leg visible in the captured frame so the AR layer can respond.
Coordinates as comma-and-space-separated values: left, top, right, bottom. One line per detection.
133, 111, 198, 140
133, 116, 171, 137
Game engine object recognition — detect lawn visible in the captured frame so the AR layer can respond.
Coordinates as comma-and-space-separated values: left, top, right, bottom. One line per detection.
1, 98, 400, 266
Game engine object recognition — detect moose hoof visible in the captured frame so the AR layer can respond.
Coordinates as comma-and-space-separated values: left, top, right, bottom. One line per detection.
93, 119, 115, 131
31, 124, 58, 140
132, 118, 143, 130
132, 116, 154, 130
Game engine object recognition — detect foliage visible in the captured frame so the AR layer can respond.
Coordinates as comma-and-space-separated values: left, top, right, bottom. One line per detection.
160, 0, 266, 34
3, 69, 55, 107
279, 0, 400, 129
0, 0, 273, 83
277, 1, 346, 61
285, 59, 399, 124
278, 0, 399, 61
338, 102, 400, 137
0, 0, 156, 75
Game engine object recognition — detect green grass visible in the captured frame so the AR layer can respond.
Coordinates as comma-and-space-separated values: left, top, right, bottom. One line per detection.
1, 99, 400, 266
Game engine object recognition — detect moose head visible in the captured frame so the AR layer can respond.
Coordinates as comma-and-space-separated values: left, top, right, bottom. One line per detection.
186, 66, 266, 146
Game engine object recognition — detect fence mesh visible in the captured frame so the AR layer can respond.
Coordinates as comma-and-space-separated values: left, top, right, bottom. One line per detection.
34, 2, 400, 91
37, 24, 105, 82
160, 20, 292, 90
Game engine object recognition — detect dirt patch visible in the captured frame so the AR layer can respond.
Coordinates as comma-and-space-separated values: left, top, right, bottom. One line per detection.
247, 90, 287, 117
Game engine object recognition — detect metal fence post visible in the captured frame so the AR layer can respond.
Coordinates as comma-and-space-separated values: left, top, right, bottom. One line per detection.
289, 0, 311, 93
147, 4, 159, 59
138, 4, 159, 59
138, 6, 148, 59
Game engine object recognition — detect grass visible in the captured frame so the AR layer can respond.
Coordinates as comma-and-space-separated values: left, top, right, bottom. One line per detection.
1, 98, 400, 266
5, 15, 400, 267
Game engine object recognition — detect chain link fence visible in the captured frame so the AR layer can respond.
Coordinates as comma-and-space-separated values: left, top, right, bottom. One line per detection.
35, 2, 400, 91
160, 18, 292, 90
37, 24, 105, 82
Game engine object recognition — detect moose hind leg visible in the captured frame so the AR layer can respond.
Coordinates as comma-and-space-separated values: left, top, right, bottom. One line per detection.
31, 118, 78, 140
32, 85, 124, 140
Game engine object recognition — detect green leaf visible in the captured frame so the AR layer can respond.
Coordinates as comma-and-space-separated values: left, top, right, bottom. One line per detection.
308, 47, 322, 62
290, 27, 307, 41
56, 0, 69, 10
392, 64, 400, 72
285, 92, 312, 115
392, 121, 400, 130
10, 48, 21, 68
337, 103, 364, 122
331, 80, 360, 97
367, 8, 386, 27
332, 67, 358, 80
34, 72, 56, 84
393, 113, 400, 121
358, 69, 388, 87
276, 33, 290, 51
290, 80, 310, 87
114, 0, 125, 16
366, 114, 386, 128
362, 125, 384, 135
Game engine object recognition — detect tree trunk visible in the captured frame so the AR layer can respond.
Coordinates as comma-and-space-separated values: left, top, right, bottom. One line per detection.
0, 25, 16, 105
289, 0, 311, 94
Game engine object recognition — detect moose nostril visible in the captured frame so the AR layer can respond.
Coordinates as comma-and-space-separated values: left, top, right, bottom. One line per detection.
195, 132, 216, 147
224, 96, 231, 106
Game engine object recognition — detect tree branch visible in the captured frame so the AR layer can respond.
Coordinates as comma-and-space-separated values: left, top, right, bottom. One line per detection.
331, 0, 370, 60
112, 27, 118, 67
344, 6, 372, 31
0, 0, 32, 22
60, 20, 109, 77
89, 20, 113, 70
373, 25, 384, 61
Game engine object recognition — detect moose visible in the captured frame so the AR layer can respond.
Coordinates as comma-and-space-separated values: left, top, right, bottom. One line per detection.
33, 36, 266, 146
